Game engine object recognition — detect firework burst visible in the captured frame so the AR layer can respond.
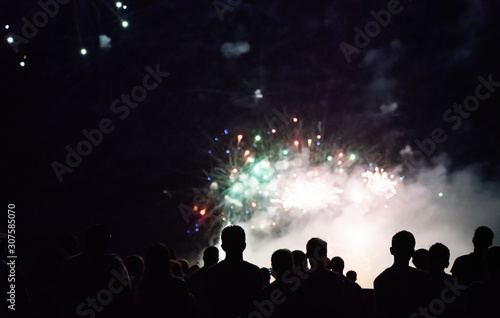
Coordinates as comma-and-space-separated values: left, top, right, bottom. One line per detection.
201, 122, 399, 234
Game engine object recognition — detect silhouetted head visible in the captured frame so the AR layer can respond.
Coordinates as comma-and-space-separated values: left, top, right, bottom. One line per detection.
306, 237, 328, 262
221, 225, 246, 255
484, 246, 500, 276
271, 249, 293, 276
412, 248, 429, 270
178, 259, 190, 276
203, 246, 219, 267
428, 243, 450, 271
170, 260, 183, 277
472, 226, 494, 252
59, 234, 78, 256
390, 230, 416, 262
346, 270, 357, 283
123, 255, 145, 283
145, 243, 171, 275
84, 224, 111, 253
292, 250, 308, 272
330, 256, 345, 274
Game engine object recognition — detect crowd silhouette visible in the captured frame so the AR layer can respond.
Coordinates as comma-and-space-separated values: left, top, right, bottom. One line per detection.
0, 224, 498, 318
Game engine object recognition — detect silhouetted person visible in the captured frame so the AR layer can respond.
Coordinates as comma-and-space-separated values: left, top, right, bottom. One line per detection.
202, 246, 219, 268
301, 237, 344, 317
412, 248, 429, 271
123, 255, 144, 290
331, 256, 363, 318
428, 243, 452, 286
258, 249, 300, 318
187, 246, 219, 317
178, 259, 190, 277
374, 230, 432, 318
171, 260, 184, 277
59, 224, 133, 318
206, 225, 264, 318
135, 243, 193, 318
59, 234, 79, 257
330, 256, 345, 274
426, 243, 454, 317
292, 249, 308, 273
346, 270, 358, 285
460, 246, 500, 317
451, 226, 494, 285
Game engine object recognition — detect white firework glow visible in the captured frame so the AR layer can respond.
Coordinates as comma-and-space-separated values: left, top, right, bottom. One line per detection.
362, 167, 397, 199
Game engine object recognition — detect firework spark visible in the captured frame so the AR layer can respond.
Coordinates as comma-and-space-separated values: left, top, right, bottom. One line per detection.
362, 167, 397, 199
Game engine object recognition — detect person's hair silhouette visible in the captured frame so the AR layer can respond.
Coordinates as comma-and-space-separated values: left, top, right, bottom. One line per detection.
390, 230, 415, 265
292, 250, 308, 272
306, 237, 327, 263
145, 243, 171, 275
412, 248, 429, 271
473, 226, 494, 252
428, 243, 449, 273
221, 225, 246, 257
330, 256, 345, 275
346, 270, 357, 283
203, 246, 219, 267
271, 249, 294, 280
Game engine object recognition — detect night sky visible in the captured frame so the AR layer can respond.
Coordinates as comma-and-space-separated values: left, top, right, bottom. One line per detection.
2, 0, 500, 275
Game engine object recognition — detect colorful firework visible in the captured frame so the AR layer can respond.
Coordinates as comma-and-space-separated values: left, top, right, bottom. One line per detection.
201, 122, 399, 233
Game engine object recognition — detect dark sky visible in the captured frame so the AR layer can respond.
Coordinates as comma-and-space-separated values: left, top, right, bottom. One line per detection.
2, 0, 500, 271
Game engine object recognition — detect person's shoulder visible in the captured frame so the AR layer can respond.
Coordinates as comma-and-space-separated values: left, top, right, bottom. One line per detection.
374, 267, 393, 282
409, 267, 427, 274
454, 253, 473, 264
242, 260, 261, 271
62, 252, 84, 266
189, 266, 206, 279
103, 252, 123, 262
208, 259, 225, 271
408, 267, 431, 280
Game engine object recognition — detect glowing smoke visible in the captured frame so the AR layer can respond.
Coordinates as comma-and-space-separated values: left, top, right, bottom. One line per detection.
204, 136, 500, 288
